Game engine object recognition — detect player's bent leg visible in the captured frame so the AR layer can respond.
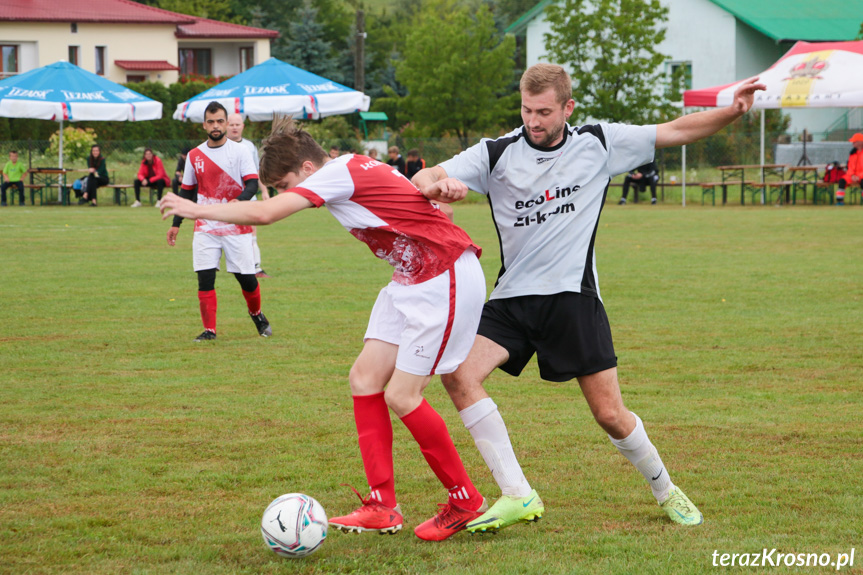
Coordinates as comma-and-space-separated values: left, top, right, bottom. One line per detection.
441, 335, 507, 411
580, 368, 703, 526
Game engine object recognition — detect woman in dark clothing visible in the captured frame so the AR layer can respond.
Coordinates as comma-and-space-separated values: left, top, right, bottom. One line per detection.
82, 144, 109, 207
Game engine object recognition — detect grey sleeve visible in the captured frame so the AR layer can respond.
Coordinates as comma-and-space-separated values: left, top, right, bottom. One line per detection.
438, 140, 490, 195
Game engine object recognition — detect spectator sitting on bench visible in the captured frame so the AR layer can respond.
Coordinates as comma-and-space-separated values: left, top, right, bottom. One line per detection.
619, 161, 659, 205
2, 150, 28, 206
82, 144, 109, 207
835, 133, 863, 206
172, 146, 190, 196
132, 148, 170, 208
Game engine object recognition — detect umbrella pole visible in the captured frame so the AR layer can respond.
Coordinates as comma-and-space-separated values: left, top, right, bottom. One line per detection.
760, 109, 765, 204
59, 119, 65, 204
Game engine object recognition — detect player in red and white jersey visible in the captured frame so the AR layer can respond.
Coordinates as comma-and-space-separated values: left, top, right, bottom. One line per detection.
160, 117, 488, 541
166, 101, 271, 342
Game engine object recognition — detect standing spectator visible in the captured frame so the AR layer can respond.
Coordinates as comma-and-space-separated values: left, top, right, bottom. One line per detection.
172, 147, 191, 195
165, 101, 270, 342
83, 145, 108, 207
227, 113, 269, 278
132, 148, 170, 208
618, 161, 660, 205
835, 133, 863, 205
387, 146, 406, 175
405, 148, 426, 180
1, 150, 27, 206
367, 148, 379, 161
329, 145, 341, 159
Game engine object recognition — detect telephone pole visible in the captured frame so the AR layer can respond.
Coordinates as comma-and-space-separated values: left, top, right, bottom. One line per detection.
354, 10, 365, 92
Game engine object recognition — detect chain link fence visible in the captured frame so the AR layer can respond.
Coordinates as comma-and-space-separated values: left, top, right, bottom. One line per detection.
1, 129, 854, 205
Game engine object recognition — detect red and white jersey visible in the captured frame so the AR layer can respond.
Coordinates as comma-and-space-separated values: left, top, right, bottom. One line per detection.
292, 155, 481, 285
182, 139, 258, 236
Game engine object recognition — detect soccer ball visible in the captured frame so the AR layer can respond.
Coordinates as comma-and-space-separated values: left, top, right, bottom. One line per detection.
261, 493, 328, 558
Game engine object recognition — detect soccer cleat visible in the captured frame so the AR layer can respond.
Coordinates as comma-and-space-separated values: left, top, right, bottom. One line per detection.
250, 311, 271, 337
255, 270, 271, 279
328, 486, 403, 535
466, 489, 544, 534
618, 198, 627, 205
414, 498, 488, 541
651, 197, 657, 204
194, 330, 217, 342
130, 200, 142, 208
659, 486, 703, 526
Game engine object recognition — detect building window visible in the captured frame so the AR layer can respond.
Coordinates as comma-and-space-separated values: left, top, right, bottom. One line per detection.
95, 46, 106, 75
68, 46, 80, 66
126, 75, 146, 83
179, 48, 212, 76
667, 60, 692, 91
240, 47, 254, 73
71, 22, 77, 33
0, 45, 18, 78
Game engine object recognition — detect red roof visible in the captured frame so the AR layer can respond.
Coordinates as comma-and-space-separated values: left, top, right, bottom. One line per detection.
176, 17, 279, 39
0, 0, 194, 23
115, 60, 180, 71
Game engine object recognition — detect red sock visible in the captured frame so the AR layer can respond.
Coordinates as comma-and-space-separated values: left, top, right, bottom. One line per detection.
198, 290, 217, 332
242, 284, 261, 316
400, 399, 483, 511
353, 393, 396, 508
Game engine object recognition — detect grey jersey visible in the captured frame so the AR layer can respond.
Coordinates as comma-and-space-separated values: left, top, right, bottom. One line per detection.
440, 122, 655, 301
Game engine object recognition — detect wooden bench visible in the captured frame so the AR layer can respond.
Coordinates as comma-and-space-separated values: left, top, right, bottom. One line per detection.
23, 183, 46, 205
699, 181, 755, 205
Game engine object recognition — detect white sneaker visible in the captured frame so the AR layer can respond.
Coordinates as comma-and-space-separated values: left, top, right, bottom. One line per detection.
154, 200, 162, 208
130, 200, 142, 208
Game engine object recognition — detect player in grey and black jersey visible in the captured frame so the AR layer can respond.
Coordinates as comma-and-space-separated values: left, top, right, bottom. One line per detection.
414, 63, 765, 532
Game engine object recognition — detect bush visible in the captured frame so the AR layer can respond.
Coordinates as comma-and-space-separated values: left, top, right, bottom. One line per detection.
48, 126, 98, 163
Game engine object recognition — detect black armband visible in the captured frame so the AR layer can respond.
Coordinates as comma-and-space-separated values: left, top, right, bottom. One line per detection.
172, 185, 197, 228
236, 178, 259, 202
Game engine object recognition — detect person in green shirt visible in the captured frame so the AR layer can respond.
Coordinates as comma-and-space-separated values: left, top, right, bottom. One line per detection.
2, 150, 28, 206
82, 144, 109, 207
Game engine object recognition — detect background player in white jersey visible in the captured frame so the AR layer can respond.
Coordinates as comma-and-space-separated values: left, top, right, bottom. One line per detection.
413, 64, 766, 532
160, 117, 489, 541
227, 113, 270, 279
167, 102, 272, 342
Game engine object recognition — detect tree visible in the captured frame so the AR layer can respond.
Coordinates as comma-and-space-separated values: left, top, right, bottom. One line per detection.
543, 0, 682, 124
277, 0, 345, 84
395, 0, 518, 148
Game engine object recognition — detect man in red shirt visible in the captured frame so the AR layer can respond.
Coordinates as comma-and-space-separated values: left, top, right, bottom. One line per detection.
836, 133, 863, 205
160, 117, 488, 541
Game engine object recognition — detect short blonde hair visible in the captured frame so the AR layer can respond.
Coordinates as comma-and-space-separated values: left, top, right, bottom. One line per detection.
388, 146, 399, 154
520, 63, 572, 106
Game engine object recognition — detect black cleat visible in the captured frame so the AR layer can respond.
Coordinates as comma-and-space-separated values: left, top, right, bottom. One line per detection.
250, 312, 272, 337
194, 330, 217, 342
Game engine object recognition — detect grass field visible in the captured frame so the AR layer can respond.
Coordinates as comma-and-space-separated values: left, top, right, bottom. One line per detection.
1, 202, 861, 574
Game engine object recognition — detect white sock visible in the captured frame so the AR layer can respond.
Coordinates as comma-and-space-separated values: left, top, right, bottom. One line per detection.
608, 413, 672, 502
459, 398, 532, 498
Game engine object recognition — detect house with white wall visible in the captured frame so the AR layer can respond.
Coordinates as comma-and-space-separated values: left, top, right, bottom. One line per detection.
507, 0, 859, 135
0, 0, 277, 85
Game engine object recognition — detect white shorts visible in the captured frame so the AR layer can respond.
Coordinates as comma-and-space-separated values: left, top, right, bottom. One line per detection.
192, 232, 256, 275
364, 249, 485, 376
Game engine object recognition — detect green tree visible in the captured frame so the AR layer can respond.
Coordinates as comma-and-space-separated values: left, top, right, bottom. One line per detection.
543, 0, 681, 124
395, 0, 518, 148
279, 0, 344, 83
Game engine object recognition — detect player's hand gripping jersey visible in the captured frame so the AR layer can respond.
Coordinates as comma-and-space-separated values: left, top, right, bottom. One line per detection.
182, 139, 258, 236
440, 122, 655, 301
291, 155, 480, 285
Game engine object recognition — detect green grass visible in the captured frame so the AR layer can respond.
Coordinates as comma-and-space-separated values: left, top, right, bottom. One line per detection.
1, 203, 862, 574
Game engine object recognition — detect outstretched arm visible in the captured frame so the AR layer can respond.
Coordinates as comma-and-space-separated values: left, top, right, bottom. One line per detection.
656, 77, 766, 149
412, 165, 468, 203
160, 190, 313, 226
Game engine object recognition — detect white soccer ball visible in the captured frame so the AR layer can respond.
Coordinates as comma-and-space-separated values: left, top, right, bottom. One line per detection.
261, 493, 328, 558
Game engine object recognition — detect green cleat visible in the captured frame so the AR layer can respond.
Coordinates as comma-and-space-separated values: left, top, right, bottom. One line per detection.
660, 487, 703, 526
466, 489, 544, 534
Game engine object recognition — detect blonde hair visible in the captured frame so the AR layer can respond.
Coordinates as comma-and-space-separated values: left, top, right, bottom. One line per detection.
259, 117, 328, 187
519, 63, 572, 106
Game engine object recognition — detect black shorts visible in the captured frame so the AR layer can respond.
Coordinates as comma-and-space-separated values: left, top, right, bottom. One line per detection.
477, 291, 617, 382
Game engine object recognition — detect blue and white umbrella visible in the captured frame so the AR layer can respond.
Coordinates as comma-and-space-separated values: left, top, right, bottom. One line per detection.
174, 57, 369, 122
0, 61, 162, 168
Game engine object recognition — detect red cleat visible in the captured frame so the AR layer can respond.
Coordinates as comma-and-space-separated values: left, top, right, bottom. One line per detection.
329, 486, 403, 535
414, 498, 487, 541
